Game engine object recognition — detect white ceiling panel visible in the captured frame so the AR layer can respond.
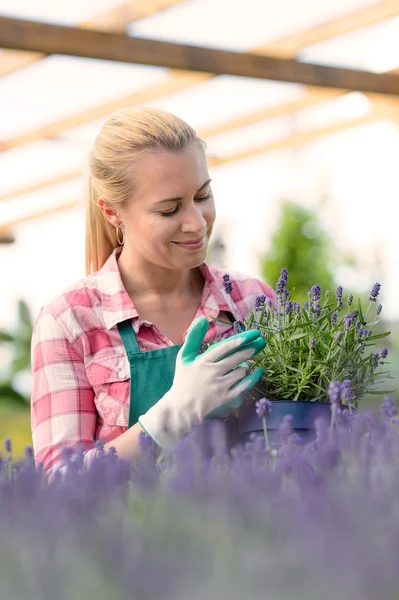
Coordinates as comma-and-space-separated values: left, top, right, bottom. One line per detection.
0, 141, 86, 194
130, 0, 378, 51
301, 16, 399, 72
0, 0, 127, 25
0, 56, 169, 140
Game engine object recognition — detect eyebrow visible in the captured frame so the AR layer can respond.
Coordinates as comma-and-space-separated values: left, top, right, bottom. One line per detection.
154, 179, 212, 205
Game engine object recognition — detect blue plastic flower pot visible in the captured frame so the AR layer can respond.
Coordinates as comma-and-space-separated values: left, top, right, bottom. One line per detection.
238, 400, 338, 446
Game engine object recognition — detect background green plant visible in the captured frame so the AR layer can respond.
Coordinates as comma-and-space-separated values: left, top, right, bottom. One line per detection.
260, 200, 337, 304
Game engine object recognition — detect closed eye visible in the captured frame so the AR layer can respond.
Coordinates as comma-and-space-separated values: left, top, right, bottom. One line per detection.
159, 193, 212, 217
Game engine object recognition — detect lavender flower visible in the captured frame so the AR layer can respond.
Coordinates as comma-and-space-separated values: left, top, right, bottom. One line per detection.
369, 282, 381, 302
223, 273, 233, 295
344, 314, 353, 330
285, 300, 292, 315
279, 414, 293, 443
380, 347, 388, 359
275, 268, 288, 294
304, 301, 309, 310
328, 381, 341, 405
4, 438, 11, 453
313, 303, 321, 315
233, 320, 246, 334
254, 295, 266, 311
255, 398, 272, 419
348, 294, 353, 306
336, 286, 343, 309
340, 379, 354, 404
311, 285, 321, 302
377, 304, 383, 315
380, 396, 398, 420
372, 352, 380, 368
334, 331, 343, 343
331, 311, 338, 327
309, 337, 315, 349
293, 302, 301, 315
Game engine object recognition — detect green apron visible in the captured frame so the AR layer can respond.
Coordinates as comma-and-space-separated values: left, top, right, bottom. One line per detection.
117, 320, 183, 428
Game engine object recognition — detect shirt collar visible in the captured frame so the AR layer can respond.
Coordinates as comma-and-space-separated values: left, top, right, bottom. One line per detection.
97, 247, 235, 331
97, 247, 139, 331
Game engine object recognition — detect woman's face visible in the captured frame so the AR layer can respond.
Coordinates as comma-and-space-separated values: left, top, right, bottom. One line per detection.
115, 145, 216, 272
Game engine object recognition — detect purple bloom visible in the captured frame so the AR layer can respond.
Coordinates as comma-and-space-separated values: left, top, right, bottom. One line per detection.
223, 274, 233, 295
285, 300, 292, 314
254, 295, 266, 311
336, 286, 343, 310
341, 379, 354, 404
279, 414, 293, 443
233, 320, 246, 334
311, 285, 321, 302
275, 268, 288, 294
309, 337, 315, 349
381, 396, 398, 420
381, 347, 388, 359
4, 438, 11, 453
334, 331, 343, 343
348, 294, 353, 306
369, 282, 381, 302
313, 303, 321, 315
255, 398, 272, 419
328, 381, 341, 405
372, 352, 380, 368
331, 311, 338, 327
377, 304, 383, 315
352, 309, 359, 319
304, 301, 309, 310
344, 314, 353, 330
293, 302, 301, 315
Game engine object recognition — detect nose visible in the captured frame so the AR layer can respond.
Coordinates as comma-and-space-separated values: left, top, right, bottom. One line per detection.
180, 203, 207, 234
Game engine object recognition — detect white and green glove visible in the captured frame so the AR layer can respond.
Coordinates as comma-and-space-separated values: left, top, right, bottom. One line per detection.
138, 317, 266, 448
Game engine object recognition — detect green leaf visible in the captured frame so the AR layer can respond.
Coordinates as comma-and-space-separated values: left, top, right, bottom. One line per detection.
0, 330, 15, 343
0, 383, 29, 407
366, 331, 391, 341
286, 332, 309, 342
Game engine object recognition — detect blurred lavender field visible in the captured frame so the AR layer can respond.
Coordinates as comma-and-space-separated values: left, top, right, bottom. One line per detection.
1, 400, 399, 600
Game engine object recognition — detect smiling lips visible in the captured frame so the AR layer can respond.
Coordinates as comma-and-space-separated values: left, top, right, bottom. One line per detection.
172, 237, 205, 250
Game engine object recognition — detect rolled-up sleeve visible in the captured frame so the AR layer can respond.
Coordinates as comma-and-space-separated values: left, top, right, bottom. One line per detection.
31, 308, 98, 476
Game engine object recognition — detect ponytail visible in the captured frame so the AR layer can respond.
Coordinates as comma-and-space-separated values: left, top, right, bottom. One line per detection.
85, 172, 118, 276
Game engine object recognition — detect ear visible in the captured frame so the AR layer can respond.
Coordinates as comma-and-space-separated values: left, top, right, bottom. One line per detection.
97, 199, 121, 228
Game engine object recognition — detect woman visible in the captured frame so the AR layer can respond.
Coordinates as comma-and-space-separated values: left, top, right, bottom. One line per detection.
31, 107, 276, 477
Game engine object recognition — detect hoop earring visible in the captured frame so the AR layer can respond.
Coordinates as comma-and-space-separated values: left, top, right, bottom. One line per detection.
116, 225, 125, 245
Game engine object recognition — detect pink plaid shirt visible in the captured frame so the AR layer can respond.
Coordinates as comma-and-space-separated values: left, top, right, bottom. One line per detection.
31, 247, 276, 475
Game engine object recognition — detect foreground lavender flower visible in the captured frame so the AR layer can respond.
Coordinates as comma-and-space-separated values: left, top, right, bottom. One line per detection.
255, 398, 272, 419
340, 379, 354, 404
328, 381, 341, 404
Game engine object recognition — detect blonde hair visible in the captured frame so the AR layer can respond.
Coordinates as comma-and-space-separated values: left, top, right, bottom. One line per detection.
85, 106, 206, 275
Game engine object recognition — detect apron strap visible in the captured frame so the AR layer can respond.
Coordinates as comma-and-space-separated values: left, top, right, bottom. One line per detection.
117, 320, 141, 354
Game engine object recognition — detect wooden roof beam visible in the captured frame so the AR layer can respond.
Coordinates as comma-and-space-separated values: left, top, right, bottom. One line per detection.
1, 17, 399, 98
0, 0, 187, 78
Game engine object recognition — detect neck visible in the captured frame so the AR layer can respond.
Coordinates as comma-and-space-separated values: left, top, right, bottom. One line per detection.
117, 248, 202, 300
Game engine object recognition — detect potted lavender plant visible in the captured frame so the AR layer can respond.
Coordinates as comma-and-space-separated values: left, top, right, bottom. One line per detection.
221, 269, 393, 445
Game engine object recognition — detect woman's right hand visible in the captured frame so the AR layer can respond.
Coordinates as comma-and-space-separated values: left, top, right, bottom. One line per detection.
138, 317, 265, 448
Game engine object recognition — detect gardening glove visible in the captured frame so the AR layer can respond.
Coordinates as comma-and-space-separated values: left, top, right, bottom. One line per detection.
138, 317, 265, 448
